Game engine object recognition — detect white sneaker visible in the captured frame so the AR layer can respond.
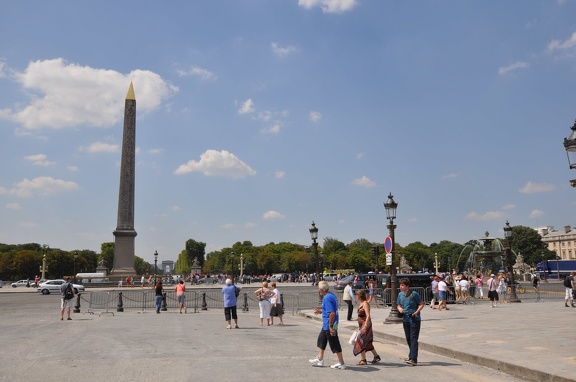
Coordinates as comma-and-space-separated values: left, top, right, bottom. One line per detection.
309, 358, 324, 367
226, 325, 231, 329
330, 362, 347, 369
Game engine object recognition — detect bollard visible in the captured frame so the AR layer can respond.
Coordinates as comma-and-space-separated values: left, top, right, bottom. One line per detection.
242, 293, 249, 312
201, 292, 207, 310
117, 291, 124, 312
161, 291, 168, 311
73, 293, 81, 313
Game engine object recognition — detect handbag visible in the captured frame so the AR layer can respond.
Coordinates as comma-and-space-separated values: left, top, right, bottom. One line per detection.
348, 330, 359, 345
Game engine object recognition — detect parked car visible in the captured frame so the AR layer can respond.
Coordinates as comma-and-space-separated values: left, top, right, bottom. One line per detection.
270, 274, 284, 282
323, 273, 337, 281
37, 279, 85, 295
351, 273, 385, 290
197, 277, 218, 285
380, 273, 434, 304
0, 280, 4, 288
333, 274, 356, 291
11, 279, 32, 288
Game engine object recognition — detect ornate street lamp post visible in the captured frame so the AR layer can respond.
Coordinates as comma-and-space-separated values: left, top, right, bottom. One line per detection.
154, 250, 158, 286
384, 192, 402, 324
309, 221, 322, 304
231, 252, 235, 285
563, 120, 576, 187
504, 221, 521, 303
73, 251, 78, 283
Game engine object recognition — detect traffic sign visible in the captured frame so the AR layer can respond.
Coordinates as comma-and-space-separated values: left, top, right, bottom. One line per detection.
386, 253, 392, 266
384, 236, 392, 253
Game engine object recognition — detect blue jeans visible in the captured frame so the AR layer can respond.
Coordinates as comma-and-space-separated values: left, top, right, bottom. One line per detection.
155, 295, 163, 312
403, 318, 421, 362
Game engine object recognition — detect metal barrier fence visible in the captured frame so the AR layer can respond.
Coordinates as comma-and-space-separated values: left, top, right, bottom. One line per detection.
76, 283, 568, 315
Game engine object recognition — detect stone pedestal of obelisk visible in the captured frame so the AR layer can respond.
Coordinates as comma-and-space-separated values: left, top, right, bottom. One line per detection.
110, 83, 137, 277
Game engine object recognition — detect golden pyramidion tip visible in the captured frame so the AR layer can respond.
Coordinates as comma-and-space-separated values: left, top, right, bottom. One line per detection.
126, 82, 135, 100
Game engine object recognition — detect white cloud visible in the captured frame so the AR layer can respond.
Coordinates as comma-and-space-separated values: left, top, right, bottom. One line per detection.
262, 122, 281, 135
309, 111, 322, 123
298, 0, 358, 13
7, 176, 80, 197
148, 148, 163, 154
238, 98, 255, 114
263, 210, 286, 221
498, 61, 529, 76
352, 176, 376, 188
548, 32, 576, 51
529, 209, 545, 218
24, 153, 55, 167
245, 222, 257, 229
501, 204, 516, 210
174, 149, 256, 179
441, 173, 459, 179
275, 171, 285, 179
221, 223, 237, 229
6, 203, 22, 210
67, 165, 79, 172
519, 181, 555, 194
177, 65, 217, 80
465, 211, 506, 221
0, 58, 176, 129
79, 141, 119, 153
271, 42, 297, 57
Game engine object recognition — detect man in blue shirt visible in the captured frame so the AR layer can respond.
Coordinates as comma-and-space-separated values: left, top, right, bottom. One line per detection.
397, 277, 425, 366
222, 279, 241, 329
308, 281, 347, 369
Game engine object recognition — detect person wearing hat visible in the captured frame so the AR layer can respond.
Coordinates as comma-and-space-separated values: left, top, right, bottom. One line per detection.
487, 273, 498, 308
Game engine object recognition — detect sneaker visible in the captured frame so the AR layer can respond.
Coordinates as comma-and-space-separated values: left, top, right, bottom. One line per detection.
330, 362, 347, 370
309, 358, 324, 367
226, 325, 231, 329
404, 359, 417, 366
234, 325, 239, 329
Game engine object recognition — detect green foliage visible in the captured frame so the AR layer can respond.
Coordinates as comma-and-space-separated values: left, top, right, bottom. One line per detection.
185, 239, 206, 268
510, 225, 554, 266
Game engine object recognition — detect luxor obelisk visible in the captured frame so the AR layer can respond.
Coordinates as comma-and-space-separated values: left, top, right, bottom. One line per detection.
111, 82, 137, 276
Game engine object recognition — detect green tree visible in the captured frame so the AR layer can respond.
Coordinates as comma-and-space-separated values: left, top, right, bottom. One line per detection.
100, 242, 115, 274
510, 225, 554, 266
185, 239, 206, 268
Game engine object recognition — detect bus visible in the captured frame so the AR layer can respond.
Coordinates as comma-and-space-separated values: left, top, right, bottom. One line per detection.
535, 260, 576, 280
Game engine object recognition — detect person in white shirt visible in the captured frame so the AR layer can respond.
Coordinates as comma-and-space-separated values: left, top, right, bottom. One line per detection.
437, 277, 449, 311
343, 281, 356, 320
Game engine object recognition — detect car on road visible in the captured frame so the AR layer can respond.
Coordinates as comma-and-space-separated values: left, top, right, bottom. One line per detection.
322, 273, 337, 281
333, 274, 355, 291
37, 279, 85, 295
197, 277, 218, 285
11, 279, 32, 288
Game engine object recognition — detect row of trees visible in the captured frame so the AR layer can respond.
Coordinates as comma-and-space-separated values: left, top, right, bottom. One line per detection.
0, 225, 557, 281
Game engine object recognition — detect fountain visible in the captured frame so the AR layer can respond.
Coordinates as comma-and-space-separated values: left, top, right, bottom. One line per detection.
459, 231, 507, 275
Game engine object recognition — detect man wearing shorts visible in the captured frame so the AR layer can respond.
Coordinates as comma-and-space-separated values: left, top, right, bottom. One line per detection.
487, 274, 498, 308
309, 281, 347, 369
60, 276, 75, 320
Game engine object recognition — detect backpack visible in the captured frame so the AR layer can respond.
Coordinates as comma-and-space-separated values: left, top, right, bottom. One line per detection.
64, 283, 74, 300
564, 277, 572, 288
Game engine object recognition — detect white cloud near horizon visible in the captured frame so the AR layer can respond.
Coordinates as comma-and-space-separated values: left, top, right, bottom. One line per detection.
465, 210, 506, 221
262, 210, 286, 221
177, 65, 217, 80
0, 58, 176, 130
298, 0, 358, 13
4, 176, 80, 197
79, 141, 119, 154
519, 181, 555, 194
6, 203, 22, 210
529, 209, 545, 218
174, 149, 256, 179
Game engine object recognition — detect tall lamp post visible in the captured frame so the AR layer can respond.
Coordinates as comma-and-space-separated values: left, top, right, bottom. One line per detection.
309, 221, 322, 304
73, 251, 78, 283
154, 251, 158, 286
563, 119, 576, 187
384, 192, 402, 324
231, 252, 235, 284
503, 221, 521, 303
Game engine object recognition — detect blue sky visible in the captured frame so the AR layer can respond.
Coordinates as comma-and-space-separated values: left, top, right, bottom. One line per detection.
2, 0, 576, 264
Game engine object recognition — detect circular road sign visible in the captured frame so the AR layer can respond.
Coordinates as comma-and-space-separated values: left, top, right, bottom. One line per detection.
384, 236, 392, 253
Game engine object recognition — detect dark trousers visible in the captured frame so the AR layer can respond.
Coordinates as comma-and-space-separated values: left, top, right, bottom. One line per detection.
403, 319, 421, 362
345, 300, 353, 320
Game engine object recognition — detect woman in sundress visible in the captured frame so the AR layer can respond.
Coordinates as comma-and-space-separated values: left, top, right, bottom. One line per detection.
353, 290, 381, 365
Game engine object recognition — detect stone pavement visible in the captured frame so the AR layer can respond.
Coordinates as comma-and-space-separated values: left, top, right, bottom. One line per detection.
302, 298, 576, 382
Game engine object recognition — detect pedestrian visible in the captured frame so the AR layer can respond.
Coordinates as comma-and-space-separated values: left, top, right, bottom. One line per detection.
474, 275, 484, 299
454, 276, 462, 303
563, 271, 575, 307
222, 278, 241, 329
497, 272, 507, 303
367, 279, 380, 308
308, 281, 347, 369
154, 281, 164, 314
175, 279, 186, 314
353, 290, 381, 365
140, 275, 145, 288
430, 276, 439, 309
437, 276, 449, 311
487, 273, 498, 308
343, 281, 355, 320
531, 272, 539, 293
34, 275, 40, 287
60, 276, 75, 321
255, 281, 274, 326
397, 277, 425, 366
148, 275, 153, 288
460, 277, 469, 303
269, 282, 284, 326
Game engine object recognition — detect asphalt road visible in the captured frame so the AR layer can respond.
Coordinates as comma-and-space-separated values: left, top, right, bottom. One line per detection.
0, 292, 528, 382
